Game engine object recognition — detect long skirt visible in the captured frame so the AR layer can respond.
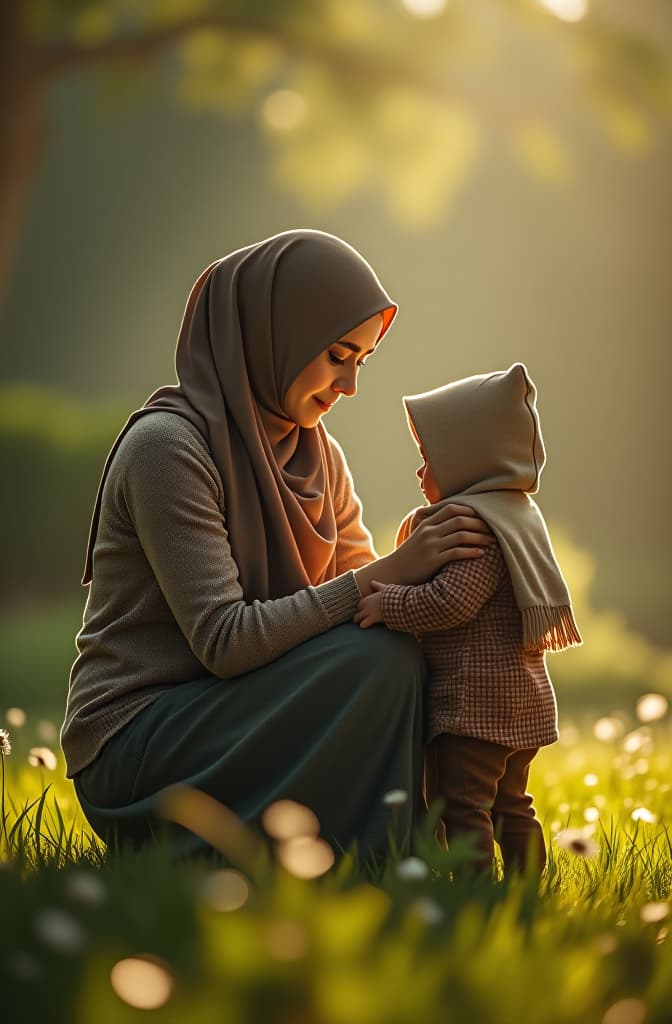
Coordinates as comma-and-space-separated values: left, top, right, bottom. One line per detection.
73, 623, 427, 863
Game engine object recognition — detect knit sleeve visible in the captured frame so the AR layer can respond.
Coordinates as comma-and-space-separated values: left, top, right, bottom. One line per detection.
380, 545, 506, 634
325, 432, 378, 573
120, 418, 358, 679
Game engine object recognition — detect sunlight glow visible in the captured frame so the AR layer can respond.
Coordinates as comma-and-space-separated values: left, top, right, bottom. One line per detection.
262, 918, 310, 960
5, 707, 26, 727
537, 0, 588, 22
261, 90, 307, 133
401, 0, 447, 17
110, 956, 174, 1010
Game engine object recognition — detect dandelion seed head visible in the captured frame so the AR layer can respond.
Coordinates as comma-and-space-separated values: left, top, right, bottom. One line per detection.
110, 955, 174, 1010
395, 856, 429, 881
28, 746, 57, 770
276, 835, 335, 879
636, 693, 668, 723
640, 902, 669, 924
261, 799, 319, 841
5, 707, 26, 728
631, 807, 656, 824
201, 869, 249, 912
602, 998, 646, 1024
34, 909, 86, 955
382, 788, 409, 807
262, 918, 310, 961
0, 728, 11, 757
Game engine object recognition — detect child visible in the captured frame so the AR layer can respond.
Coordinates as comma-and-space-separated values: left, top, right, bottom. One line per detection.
354, 363, 582, 875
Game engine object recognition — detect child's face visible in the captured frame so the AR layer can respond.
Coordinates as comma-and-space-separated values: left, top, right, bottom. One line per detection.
416, 450, 442, 504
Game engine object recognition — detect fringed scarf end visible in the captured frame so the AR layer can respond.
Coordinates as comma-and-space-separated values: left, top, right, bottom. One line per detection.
523, 604, 583, 653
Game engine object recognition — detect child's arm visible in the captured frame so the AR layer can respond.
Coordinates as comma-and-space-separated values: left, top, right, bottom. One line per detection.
355, 546, 505, 633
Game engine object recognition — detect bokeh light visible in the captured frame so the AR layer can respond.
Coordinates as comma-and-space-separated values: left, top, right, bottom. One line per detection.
401, 0, 447, 17
537, 0, 588, 23
5, 707, 26, 727
601, 999, 646, 1024
110, 956, 174, 1010
635, 693, 668, 723
261, 799, 319, 841
261, 90, 307, 133
276, 835, 335, 879
201, 869, 249, 912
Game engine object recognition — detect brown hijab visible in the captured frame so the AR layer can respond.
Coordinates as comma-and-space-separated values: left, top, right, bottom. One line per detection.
82, 230, 397, 598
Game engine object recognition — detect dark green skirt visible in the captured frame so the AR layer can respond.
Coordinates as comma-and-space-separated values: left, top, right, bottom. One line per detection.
74, 623, 427, 862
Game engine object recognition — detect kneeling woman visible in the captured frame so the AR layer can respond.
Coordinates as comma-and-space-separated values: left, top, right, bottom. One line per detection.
61, 230, 491, 860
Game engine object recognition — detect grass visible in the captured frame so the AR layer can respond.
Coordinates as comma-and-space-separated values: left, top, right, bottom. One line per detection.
1, 710, 671, 1024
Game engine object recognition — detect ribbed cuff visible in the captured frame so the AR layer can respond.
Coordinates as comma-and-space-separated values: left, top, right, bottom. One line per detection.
315, 571, 361, 626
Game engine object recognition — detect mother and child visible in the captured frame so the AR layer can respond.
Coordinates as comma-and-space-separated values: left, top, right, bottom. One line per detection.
61, 229, 581, 875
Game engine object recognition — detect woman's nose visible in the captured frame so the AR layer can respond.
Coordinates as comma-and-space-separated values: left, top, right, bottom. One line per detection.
334, 366, 357, 397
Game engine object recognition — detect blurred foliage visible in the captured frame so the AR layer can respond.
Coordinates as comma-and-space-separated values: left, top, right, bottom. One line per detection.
19, 0, 672, 228
1, 717, 672, 1023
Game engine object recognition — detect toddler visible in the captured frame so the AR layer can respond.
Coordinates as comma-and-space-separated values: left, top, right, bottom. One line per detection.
355, 363, 582, 875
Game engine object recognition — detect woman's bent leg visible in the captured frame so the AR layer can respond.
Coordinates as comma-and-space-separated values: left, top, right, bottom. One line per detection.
74, 623, 426, 861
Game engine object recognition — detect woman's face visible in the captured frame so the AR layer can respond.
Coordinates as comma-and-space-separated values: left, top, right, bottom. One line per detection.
283, 312, 384, 428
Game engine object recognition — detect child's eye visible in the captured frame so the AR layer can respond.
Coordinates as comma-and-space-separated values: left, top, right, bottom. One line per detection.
357, 359, 367, 368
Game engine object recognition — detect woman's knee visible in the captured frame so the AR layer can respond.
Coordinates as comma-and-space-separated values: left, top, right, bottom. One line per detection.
337, 623, 426, 687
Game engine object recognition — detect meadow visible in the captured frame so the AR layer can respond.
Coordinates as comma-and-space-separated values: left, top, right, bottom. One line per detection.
2, 700, 671, 1024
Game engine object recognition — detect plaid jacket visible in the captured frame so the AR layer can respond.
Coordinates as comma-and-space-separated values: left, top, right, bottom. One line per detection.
380, 545, 559, 749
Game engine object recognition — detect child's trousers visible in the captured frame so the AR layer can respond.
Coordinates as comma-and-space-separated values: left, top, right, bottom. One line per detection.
425, 733, 546, 875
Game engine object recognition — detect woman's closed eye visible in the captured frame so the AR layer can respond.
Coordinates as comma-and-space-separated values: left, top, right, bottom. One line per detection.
329, 352, 367, 368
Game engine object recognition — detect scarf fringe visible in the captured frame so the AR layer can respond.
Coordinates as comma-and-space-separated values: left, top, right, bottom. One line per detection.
523, 605, 583, 653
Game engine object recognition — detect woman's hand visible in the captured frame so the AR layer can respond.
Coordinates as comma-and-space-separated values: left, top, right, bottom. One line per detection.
354, 580, 386, 629
354, 504, 494, 595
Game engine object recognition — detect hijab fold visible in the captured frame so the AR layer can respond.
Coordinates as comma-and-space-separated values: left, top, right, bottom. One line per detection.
82, 230, 397, 598
400, 363, 582, 653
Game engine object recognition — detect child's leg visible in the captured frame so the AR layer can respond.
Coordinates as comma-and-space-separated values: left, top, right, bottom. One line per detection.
491, 748, 546, 874
427, 733, 510, 874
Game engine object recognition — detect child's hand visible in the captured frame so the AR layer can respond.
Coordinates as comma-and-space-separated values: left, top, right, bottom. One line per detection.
354, 580, 386, 629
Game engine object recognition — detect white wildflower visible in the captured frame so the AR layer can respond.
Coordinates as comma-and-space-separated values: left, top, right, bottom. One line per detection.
0, 729, 11, 757
395, 856, 429, 881
554, 827, 599, 858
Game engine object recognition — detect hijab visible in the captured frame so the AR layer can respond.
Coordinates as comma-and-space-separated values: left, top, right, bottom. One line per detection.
399, 363, 582, 653
82, 229, 397, 598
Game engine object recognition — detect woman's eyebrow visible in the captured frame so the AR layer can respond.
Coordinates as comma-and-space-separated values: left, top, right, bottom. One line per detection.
333, 340, 376, 356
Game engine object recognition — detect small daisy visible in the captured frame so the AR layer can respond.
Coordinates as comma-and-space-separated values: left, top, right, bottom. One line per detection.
554, 827, 599, 858
0, 729, 11, 757
395, 856, 429, 881
382, 789, 408, 807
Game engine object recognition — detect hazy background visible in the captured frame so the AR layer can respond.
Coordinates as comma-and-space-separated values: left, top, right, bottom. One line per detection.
1, 0, 670, 718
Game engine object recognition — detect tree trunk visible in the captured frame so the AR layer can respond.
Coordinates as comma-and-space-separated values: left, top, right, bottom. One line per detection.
0, 1, 45, 312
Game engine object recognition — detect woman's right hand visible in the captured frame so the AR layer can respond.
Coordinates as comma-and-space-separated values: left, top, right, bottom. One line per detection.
354, 504, 495, 594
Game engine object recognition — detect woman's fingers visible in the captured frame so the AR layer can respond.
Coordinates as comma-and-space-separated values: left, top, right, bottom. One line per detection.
424, 506, 494, 538
439, 545, 486, 561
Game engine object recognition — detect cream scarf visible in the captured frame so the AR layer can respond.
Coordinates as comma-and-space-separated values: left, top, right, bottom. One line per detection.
399, 363, 582, 653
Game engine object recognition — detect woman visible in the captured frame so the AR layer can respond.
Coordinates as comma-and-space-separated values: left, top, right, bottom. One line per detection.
61, 229, 492, 861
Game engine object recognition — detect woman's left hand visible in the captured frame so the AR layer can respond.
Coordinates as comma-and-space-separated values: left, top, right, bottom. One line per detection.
354, 580, 386, 629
